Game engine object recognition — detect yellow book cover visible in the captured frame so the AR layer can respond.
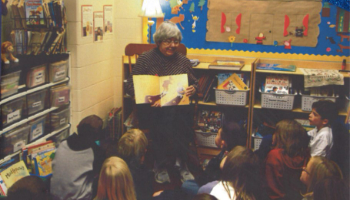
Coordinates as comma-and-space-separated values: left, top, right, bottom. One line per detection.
34, 149, 55, 176
133, 74, 189, 107
0, 161, 29, 189
217, 73, 248, 90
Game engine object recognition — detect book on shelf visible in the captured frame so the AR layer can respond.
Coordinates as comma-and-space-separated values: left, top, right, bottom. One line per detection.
25, 0, 46, 27
197, 109, 224, 133
209, 60, 244, 70
264, 75, 291, 94
217, 73, 248, 90
217, 72, 249, 87
33, 148, 55, 177
256, 63, 296, 72
18, 0, 27, 29
133, 74, 190, 107
11, 0, 22, 28
0, 161, 29, 190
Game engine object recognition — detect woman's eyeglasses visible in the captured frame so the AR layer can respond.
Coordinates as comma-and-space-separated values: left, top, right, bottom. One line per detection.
302, 167, 310, 175
163, 39, 180, 45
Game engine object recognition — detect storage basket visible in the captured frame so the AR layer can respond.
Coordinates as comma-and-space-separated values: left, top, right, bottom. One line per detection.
252, 136, 263, 151
301, 95, 337, 112
215, 88, 249, 106
195, 130, 217, 148
260, 89, 297, 110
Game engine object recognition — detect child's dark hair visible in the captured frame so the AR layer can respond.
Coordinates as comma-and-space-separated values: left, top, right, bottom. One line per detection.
312, 100, 338, 125
77, 115, 103, 138
7, 176, 49, 200
221, 120, 246, 151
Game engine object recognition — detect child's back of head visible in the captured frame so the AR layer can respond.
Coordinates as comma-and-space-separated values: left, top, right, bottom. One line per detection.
221, 120, 246, 151
274, 119, 310, 157
313, 178, 349, 200
221, 145, 260, 200
77, 115, 103, 142
7, 176, 49, 200
312, 100, 338, 126
116, 129, 148, 166
94, 156, 136, 200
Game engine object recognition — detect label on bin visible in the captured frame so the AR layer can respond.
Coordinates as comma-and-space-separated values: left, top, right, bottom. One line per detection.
60, 118, 66, 125
32, 101, 42, 108
55, 68, 66, 80
7, 110, 20, 123
34, 71, 45, 85
31, 123, 43, 140
58, 96, 65, 103
14, 140, 26, 152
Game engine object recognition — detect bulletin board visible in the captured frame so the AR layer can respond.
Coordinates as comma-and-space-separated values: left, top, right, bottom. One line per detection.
148, 0, 349, 61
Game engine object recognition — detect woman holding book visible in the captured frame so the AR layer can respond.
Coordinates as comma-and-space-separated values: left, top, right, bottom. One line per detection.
126, 21, 198, 184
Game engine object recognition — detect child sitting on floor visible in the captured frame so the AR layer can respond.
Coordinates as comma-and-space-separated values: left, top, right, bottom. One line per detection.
93, 156, 137, 200
51, 115, 105, 200
308, 100, 338, 158
300, 156, 344, 200
182, 119, 246, 195
116, 129, 154, 200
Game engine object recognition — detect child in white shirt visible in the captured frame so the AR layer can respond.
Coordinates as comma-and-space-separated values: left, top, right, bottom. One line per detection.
308, 100, 338, 158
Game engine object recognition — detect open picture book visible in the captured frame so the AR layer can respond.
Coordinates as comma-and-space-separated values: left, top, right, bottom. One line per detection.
133, 74, 190, 107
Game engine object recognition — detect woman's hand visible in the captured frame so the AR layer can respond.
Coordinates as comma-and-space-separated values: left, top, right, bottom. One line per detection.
151, 99, 161, 107
185, 85, 196, 96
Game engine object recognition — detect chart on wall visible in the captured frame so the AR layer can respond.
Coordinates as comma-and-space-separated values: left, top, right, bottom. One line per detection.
157, 0, 349, 56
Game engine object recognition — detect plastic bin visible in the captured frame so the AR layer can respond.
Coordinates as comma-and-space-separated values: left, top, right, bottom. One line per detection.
260, 89, 297, 110
50, 108, 69, 131
49, 59, 68, 83
26, 65, 47, 88
215, 88, 249, 106
0, 125, 30, 157
195, 130, 218, 148
50, 129, 70, 147
301, 94, 337, 112
1, 71, 21, 99
50, 85, 70, 107
1, 97, 26, 128
252, 136, 263, 151
28, 115, 47, 142
27, 89, 48, 115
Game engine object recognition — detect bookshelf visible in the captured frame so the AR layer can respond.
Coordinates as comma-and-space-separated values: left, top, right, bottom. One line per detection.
0, 1, 71, 164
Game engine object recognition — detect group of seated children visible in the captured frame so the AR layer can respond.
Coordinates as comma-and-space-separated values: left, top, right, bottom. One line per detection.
4, 100, 349, 200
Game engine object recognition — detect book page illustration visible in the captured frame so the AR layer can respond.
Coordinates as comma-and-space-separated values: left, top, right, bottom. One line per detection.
133, 74, 189, 107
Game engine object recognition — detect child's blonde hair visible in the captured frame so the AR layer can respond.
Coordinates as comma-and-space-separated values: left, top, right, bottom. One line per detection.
303, 156, 343, 199
94, 157, 136, 200
117, 129, 148, 165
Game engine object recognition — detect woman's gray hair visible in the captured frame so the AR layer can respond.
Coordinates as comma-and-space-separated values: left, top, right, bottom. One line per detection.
153, 21, 182, 45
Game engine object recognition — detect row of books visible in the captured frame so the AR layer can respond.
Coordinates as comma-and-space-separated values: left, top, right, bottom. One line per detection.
10, 28, 66, 56
0, 140, 57, 196
12, 0, 66, 29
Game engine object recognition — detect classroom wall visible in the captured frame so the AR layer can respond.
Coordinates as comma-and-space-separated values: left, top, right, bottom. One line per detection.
65, 0, 142, 133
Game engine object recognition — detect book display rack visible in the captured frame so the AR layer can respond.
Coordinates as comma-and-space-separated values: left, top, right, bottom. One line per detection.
0, 0, 71, 179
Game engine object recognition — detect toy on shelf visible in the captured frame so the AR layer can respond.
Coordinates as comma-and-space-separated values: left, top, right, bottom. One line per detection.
1, 41, 19, 64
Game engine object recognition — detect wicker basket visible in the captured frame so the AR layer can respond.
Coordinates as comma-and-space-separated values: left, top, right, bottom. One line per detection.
215, 88, 249, 106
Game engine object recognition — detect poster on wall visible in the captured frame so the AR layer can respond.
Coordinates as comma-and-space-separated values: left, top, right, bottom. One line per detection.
93, 11, 104, 42
103, 5, 113, 35
81, 5, 93, 38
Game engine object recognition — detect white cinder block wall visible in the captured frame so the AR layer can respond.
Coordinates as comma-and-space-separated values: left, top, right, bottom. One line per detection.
66, 0, 143, 133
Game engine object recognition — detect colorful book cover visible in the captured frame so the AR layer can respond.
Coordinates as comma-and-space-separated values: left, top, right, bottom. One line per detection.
25, 0, 46, 26
264, 75, 290, 94
33, 149, 55, 176
133, 74, 189, 107
197, 110, 223, 133
0, 161, 29, 189
256, 63, 296, 72
217, 73, 248, 90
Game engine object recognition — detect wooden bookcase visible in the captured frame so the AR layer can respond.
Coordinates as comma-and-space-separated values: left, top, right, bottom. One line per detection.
122, 50, 350, 160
